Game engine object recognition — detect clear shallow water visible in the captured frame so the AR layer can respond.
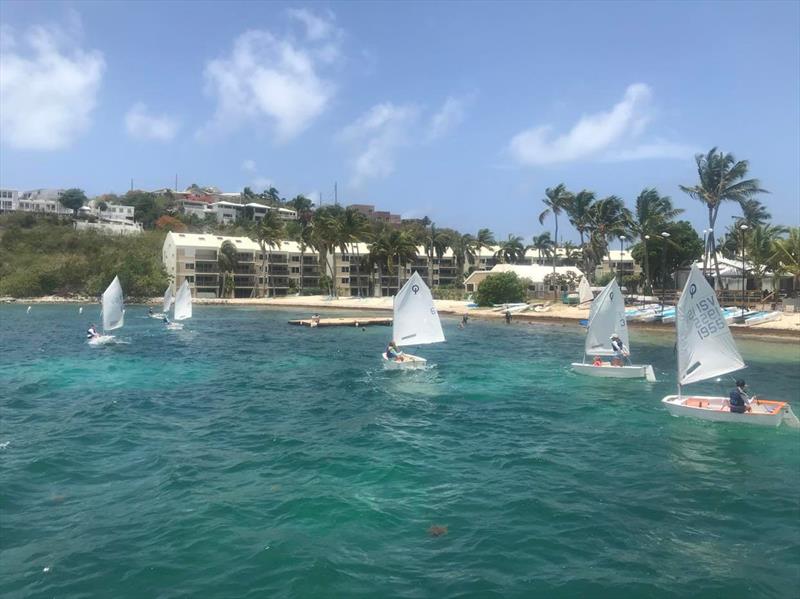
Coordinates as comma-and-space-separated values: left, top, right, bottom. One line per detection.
1, 305, 799, 599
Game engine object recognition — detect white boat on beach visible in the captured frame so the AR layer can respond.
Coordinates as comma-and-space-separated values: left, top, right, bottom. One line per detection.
165, 280, 192, 330
571, 278, 657, 382
491, 302, 530, 313
382, 271, 445, 370
662, 265, 799, 427
89, 276, 125, 345
742, 310, 782, 326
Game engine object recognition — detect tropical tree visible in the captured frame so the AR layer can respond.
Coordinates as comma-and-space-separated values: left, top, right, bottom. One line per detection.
625, 188, 683, 292
252, 211, 284, 297
369, 228, 418, 292
494, 234, 525, 264
584, 196, 631, 280
680, 147, 767, 281
58, 188, 88, 217
538, 184, 573, 281
630, 221, 703, 289
449, 232, 477, 281
560, 241, 581, 266
287, 194, 315, 223
474, 272, 526, 306
339, 207, 372, 296
217, 240, 239, 298
738, 198, 771, 227
422, 223, 451, 288
529, 232, 554, 264
745, 224, 788, 291
770, 227, 800, 293
474, 228, 496, 268
312, 205, 345, 296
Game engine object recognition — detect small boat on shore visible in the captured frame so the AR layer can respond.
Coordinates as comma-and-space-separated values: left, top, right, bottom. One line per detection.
382, 271, 445, 370
662, 265, 799, 427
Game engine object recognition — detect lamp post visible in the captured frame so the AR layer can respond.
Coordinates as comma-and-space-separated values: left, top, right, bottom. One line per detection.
740, 224, 748, 320
660, 231, 670, 318
618, 235, 626, 284
644, 234, 651, 303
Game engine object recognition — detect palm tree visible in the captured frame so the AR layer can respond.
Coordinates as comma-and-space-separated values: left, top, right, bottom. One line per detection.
494, 234, 525, 264
770, 227, 800, 293
422, 223, 451, 288
738, 198, 771, 227
371, 229, 418, 291
584, 196, 631, 280
680, 147, 767, 282
539, 184, 573, 284
217, 240, 239, 298
449, 233, 477, 282
251, 211, 284, 297
529, 232, 554, 264
337, 207, 372, 297
625, 188, 683, 292
474, 228, 496, 267
747, 224, 788, 290
561, 241, 581, 266
312, 205, 345, 297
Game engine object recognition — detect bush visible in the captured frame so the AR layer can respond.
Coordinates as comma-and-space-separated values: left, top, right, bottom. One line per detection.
475, 272, 526, 306
432, 285, 467, 300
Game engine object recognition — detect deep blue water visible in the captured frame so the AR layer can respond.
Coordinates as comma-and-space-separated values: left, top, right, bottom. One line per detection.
1, 305, 799, 598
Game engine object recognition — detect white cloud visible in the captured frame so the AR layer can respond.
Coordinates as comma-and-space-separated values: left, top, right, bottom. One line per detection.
603, 141, 699, 162
125, 103, 179, 141
340, 103, 419, 187
198, 11, 340, 142
509, 83, 691, 165
426, 96, 467, 141
0, 24, 104, 150
241, 159, 256, 172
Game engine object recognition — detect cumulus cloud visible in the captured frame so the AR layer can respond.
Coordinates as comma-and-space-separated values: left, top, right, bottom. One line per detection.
0, 24, 104, 150
198, 10, 340, 142
340, 103, 419, 187
125, 103, 179, 141
426, 96, 467, 141
509, 83, 692, 165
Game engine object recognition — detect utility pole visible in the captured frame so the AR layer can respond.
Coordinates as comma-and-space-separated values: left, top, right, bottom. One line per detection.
660, 231, 670, 318
334, 182, 338, 206
175, 174, 178, 192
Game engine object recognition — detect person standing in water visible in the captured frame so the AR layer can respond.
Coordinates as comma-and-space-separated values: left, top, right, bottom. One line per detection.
505, 310, 512, 324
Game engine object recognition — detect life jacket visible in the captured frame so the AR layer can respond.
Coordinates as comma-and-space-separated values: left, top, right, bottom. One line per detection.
729, 389, 745, 407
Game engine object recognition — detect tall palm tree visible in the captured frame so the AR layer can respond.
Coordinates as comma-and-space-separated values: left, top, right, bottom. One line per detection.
563, 190, 595, 274
475, 228, 496, 267
747, 224, 788, 290
217, 240, 239, 298
561, 241, 581, 266
770, 227, 800, 292
450, 233, 477, 282
339, 207, 372, 296
372, 229, 418, 291
539, 183, 573, 276
422, 223, 451, 288
252, 211, 284, 297
738, 198, 771, 227
494, 234, 525, 264
584, 196, 631, 280
625, 188, 683, 292
680, 147, 767, 282
529, 232, 554, 264
312, 205, 345, 297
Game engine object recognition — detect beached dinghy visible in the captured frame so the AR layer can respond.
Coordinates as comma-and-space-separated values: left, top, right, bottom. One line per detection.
571, 278, 656, 381
662, 265, 799, 427
151, 284, 174, 319
578, 276, 594, 306
166, 280, 192, 330
382, 271, 445, 370
90, 276, 125, 345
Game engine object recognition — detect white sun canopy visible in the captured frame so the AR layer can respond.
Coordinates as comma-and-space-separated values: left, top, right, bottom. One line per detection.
584, 278, 628, 357
677, 264, 745, 386
101, 276, 125, 332
173, 280, 193, 321
393, 271, 445, 347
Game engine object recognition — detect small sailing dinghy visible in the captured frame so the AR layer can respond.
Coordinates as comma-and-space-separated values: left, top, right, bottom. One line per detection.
90, 276, 125, 345
151, 285, 174, 319
571, 278, 656, 381
662, 264, 799, 427
382, 271, 445, 370
166, 280, 191, 330
578, 276, 593, 305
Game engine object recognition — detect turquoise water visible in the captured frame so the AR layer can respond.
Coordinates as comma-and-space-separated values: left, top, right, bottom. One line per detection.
1, 305, 799, 598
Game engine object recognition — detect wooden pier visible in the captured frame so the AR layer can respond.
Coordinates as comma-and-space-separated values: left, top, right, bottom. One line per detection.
289, 316, 392, 328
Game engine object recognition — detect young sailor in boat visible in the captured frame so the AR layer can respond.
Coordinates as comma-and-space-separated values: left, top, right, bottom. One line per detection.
726, 379, 753, 413
86, 324, 100, 339
163, 315, 171, 325
610, 333, 628, 366
385, 340, 407, 362
592, 355, 604, 367
148, 307, 154, 316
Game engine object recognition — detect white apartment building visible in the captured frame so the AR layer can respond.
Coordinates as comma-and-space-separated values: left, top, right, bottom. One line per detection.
0, 189, 19, 212
9, 189, 74, 216
151, 188, 297, 223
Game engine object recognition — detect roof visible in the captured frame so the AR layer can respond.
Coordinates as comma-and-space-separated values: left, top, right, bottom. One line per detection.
464, 263, 584, 284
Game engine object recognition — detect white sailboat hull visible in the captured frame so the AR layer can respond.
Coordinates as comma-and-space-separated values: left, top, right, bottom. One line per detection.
88, 335, 115, 346
571, 363, 656, 381
165, 322, 184, 330
149, 313, 165, 320
382, 353, 427, 370
661, 395, 796, 427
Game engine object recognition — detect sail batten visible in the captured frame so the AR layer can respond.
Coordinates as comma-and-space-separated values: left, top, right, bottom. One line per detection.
173, 280, 192, 321
677, 264, 745, 385
584, 279, 628, 356
101, 276, 124, 332
393, 272, 445, 347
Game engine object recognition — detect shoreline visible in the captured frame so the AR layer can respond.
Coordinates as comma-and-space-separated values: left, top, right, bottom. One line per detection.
10, 294, 800, 342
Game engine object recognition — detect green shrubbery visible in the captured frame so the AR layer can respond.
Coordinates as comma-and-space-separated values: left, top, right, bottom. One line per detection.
0, 214, 168, 298
474, 272, 526, 306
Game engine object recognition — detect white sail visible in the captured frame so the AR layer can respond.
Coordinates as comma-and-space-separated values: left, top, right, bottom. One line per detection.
578, 276, 593, 305
173, 280, 192, 321
162, 285, 174, 314
677, 264, 745, 385
584, 278, 628, 356
101, 276, 124, 332
393, 271, 445, 347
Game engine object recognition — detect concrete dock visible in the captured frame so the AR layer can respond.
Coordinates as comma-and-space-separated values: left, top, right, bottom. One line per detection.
289, 316, 392, 327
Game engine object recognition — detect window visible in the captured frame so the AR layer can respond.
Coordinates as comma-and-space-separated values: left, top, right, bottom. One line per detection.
291, 255, 300, 262
185, 276, 194, 282
341, 278, 349, 284
341, 255, 350, 262
291, 267, 299, 274
341, 266, 350, 273
185, 263, 195, 270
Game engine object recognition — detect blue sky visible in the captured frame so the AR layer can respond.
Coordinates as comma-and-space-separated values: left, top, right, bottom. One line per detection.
1, 1, 798, 241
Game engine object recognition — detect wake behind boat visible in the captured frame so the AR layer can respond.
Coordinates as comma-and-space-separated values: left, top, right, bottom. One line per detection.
662, 264, 799, 427
571, 278, 656, 382
382, 271, 445, 370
